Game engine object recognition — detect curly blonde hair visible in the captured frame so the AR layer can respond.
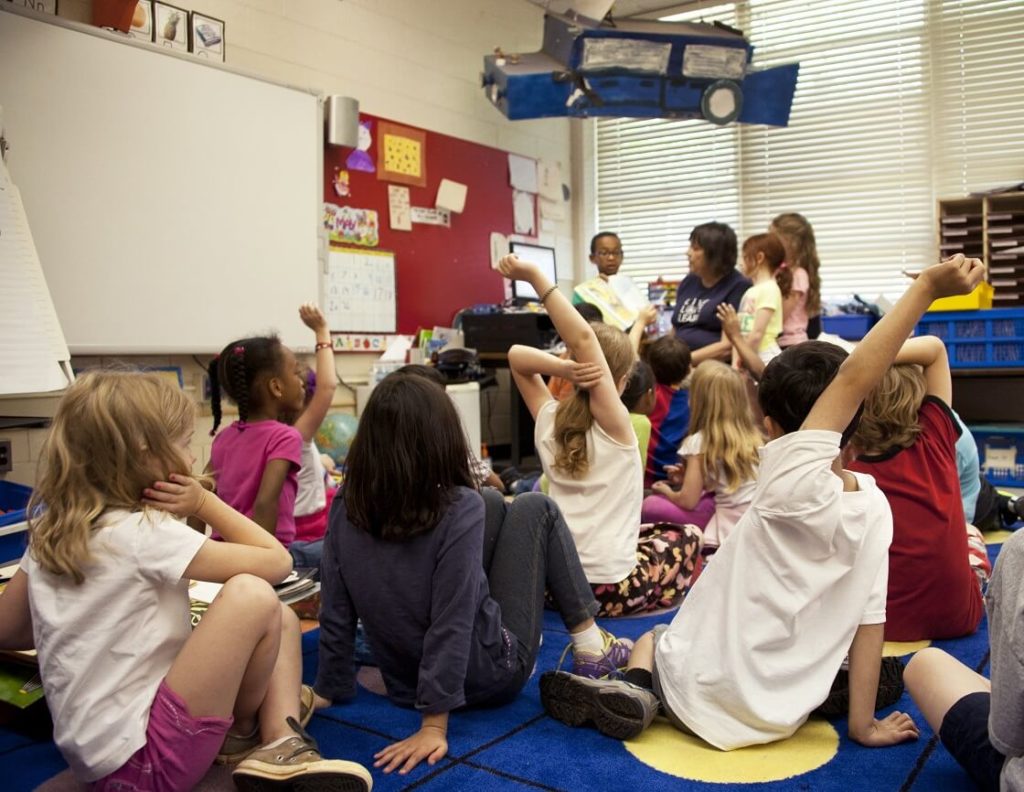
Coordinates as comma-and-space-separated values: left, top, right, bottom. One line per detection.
851, 364, 926, 455
689, 361, 763, 493
552, 323, 636, 478
28, 370, 197, 584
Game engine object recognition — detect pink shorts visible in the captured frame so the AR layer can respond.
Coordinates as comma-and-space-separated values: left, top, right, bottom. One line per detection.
91, 680, 232, 792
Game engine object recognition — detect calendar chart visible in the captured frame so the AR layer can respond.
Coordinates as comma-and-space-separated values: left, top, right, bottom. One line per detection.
324, 247, 397, 333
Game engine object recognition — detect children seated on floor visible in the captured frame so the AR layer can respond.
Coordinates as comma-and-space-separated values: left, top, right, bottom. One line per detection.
312, 369, 631, 776
501, 254, 703, 618
847, 336, 989, 642
646, 360, 762, 553
206, 303, 327, 567
538, 252, 986, 751
0, 370, 370, 791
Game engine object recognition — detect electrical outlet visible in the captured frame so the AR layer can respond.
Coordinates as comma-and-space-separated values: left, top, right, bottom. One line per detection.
0, 440, 11, 473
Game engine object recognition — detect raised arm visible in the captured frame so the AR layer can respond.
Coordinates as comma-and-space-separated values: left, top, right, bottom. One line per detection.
293, 303, 337, 442
628, 305, 658, 353
717, 303, 765, 379
507, 345, 600, 419
499, 255, 633, 444
892, 335, 951, 405
803, 255, 983, 435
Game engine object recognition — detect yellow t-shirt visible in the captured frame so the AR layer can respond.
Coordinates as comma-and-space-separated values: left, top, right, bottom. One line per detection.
738, 279, 783, 352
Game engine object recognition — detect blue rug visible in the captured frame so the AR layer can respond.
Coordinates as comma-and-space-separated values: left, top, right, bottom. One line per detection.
3, 540, 1004, 792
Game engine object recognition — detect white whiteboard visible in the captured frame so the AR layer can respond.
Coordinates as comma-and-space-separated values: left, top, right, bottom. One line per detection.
0, 8, 321, 353
325, 247, 397, 333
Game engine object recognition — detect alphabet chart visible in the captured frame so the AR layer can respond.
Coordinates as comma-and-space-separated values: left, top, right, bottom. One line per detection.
324, 246, 397, 333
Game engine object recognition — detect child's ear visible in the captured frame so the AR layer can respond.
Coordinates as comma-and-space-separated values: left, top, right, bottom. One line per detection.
267, 375, 284, 400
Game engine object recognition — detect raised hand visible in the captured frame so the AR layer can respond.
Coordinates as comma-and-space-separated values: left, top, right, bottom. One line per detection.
904, 254, 985, 300
497, 254, 538, 282
299, 302, 328, 333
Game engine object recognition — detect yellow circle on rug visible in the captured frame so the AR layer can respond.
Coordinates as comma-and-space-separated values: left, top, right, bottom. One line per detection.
624, 718, 839, 783
884, 639, 931, 656
983, 529, 1012, 546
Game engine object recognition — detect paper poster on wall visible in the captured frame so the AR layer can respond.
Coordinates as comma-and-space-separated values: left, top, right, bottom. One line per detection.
490, 232, 509, 269
539, 195, 566, 222
378, 121, 427, 188
346, 120, 375, 173
323, 203, 379, 247
324, 246, 397, 333
332, 168, 350, 197
513, 190, 535, 235
388, 185, 412, 231
331, 333, 394, 352
537, 160, 563, 202
411, 206, 450, 227
508, 153, 538, 193
436, 179, 468, 213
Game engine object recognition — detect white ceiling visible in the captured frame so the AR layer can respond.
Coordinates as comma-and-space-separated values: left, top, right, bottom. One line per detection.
520, 0, 711, 21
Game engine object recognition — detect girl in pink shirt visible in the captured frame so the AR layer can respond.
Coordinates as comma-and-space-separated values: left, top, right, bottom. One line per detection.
771, 212, 822, 347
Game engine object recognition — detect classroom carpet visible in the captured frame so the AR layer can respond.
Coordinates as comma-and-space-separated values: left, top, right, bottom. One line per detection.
5, 534, 1011, 792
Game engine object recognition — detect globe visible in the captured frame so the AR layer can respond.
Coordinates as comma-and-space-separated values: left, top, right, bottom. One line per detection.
315, 412, 359, 465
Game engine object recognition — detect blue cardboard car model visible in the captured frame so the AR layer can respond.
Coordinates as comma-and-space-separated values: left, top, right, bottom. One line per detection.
482, 11, 799, 126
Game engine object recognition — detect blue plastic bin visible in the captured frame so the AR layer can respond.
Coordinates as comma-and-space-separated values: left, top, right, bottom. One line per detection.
0, 482, 31, 528
822, 314, 877, 340
969, 425, 1024, 489
916, 308, 1024, 369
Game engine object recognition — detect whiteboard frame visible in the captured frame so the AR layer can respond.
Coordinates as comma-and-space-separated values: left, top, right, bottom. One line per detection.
0, 5, 325, 354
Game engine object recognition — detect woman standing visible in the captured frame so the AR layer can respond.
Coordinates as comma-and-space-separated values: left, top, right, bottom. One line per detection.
670, 221, 751, 365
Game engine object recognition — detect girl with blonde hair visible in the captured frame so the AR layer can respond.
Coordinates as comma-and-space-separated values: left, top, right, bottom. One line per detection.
0, 370, 370, 791
650, 360, 763, 551
501, 255, 703, 618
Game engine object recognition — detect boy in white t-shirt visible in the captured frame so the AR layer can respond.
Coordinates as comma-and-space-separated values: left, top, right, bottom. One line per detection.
540, 254, 985, 751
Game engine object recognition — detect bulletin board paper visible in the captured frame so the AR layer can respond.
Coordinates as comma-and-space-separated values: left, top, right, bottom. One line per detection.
324, 247, 397, 333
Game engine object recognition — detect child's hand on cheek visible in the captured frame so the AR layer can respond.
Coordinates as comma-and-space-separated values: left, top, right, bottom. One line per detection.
142, 473, 208, 518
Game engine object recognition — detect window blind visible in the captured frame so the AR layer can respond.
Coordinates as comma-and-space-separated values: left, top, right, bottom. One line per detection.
595, 0, 1024, 302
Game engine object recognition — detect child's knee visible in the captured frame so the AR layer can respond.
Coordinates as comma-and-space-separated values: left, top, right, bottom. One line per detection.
904, 647, 946, 690
219, 574, 279, 618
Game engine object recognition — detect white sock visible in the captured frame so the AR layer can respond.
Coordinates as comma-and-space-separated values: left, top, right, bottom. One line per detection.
570, 623, 605, 655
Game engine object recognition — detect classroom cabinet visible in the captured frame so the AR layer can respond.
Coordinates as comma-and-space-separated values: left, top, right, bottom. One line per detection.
939, 194, 1024, 307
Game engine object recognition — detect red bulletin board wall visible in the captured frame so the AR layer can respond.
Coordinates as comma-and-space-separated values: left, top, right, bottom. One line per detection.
323, 113, 522, 334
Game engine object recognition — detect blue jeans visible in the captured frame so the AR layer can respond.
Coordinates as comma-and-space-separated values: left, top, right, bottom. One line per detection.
479, 489, 599, 690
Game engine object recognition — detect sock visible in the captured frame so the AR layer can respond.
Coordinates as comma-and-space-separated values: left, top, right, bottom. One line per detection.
623, 668, 654, 690
570, 623, 605, 655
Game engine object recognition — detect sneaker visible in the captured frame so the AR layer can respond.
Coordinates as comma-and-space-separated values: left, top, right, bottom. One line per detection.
216, 684, 316, 765
540, 670, 658, 740
571, 628, 634, 679
232, 717, 372, 792
814, 656, 905, 719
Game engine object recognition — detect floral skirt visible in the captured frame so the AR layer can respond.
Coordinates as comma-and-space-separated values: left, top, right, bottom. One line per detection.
591, 523, 703, 618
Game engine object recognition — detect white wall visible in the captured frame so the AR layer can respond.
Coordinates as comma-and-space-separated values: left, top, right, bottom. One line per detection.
1, 0, 576, 485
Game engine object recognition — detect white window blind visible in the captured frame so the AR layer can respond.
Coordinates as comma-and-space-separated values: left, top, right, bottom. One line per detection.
595, 0, 1024, 301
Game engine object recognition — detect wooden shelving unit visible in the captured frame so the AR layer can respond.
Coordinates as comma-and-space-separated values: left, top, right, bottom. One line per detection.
939, 193, 1024, 307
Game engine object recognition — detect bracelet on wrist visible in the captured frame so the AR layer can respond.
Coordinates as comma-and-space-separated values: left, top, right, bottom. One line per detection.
539, 284, 559, 304
315, 341, 333, 351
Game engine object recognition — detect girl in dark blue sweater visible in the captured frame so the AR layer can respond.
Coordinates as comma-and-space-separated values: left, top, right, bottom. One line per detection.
313, 371, 631, 776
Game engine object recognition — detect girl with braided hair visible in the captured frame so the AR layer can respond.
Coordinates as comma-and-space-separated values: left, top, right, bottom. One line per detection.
207, 304, 328, 565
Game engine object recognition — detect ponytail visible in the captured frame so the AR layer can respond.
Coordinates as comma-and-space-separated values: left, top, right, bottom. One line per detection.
208, 355, 222, 435
213, 336, 283, 430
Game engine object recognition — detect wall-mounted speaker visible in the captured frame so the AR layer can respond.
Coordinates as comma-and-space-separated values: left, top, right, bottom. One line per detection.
326, 95, 359, 147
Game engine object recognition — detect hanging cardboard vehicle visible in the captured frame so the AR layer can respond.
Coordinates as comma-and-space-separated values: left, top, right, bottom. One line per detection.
482, 1, 799, 126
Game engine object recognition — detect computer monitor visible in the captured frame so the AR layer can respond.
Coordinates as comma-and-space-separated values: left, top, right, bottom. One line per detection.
508, 241, 558, 302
